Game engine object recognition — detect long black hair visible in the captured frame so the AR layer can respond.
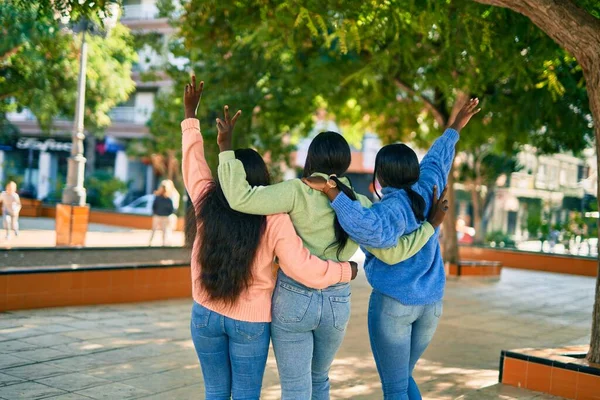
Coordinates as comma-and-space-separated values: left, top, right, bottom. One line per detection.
185, 149, 270, 305
372, 143, 426, 221
302, 131, 357, 259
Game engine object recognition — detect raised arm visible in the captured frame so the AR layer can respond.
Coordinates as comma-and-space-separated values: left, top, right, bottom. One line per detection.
181, 76, 213, 201
271, 214, 356, 289
217, 153, 298, 215
215, 105, 297, 215
365, 185, 448, 264
419, 98, 481, 202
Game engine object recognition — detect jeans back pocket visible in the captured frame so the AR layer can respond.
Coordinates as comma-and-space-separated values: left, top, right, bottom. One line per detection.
191, 302, 211, 328
273, 282, 313, 323
329, 295, 351, 332
235, 320, 268, 341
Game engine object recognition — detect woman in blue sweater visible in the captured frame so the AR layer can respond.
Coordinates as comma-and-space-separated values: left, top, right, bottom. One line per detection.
304, 98, 480, 400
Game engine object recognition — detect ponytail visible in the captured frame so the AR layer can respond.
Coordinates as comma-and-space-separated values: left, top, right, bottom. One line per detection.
326, 175, 357, 260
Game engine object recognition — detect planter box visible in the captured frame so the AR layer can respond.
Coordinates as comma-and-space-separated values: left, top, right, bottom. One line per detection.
447, 260, 502, 279
0, 261, 191, 311
19, 198, 42, 217
55, 204, 90, 246
460, 246, 597, 277
500, 346, 600, 399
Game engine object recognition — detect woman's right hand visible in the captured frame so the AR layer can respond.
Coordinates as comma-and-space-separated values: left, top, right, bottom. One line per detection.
427, 185, 449, 228
449, 97, 480, 131
216, 105, 242, 152
349, 261, 359, 280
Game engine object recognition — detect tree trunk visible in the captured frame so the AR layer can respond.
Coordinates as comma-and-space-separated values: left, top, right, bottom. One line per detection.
472, 0, 600, 364
443, 161, 460, 264
586, 59, 600, 363
471, 186, 484, 244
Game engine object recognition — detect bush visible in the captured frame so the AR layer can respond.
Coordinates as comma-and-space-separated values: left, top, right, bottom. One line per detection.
85, 171, 127, 209
485, 231, 516, 248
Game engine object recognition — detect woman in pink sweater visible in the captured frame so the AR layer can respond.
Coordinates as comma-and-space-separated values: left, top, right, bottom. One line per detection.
182, 77, 357, 400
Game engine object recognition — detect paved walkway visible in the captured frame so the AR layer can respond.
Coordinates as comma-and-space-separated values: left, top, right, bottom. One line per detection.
0, 268, 594, 399
0, 217, 185, 248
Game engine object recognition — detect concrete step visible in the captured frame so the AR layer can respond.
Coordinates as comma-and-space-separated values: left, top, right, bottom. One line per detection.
456, 383, 565, 399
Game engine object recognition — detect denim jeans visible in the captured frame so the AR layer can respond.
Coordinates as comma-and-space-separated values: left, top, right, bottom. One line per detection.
190, 302, 270, 400
368, 290, 442, 400
271, 271, 351, 400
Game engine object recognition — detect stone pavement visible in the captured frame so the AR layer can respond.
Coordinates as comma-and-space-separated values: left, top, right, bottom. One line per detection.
0, 217, 185, 248
0, 268, 594, 399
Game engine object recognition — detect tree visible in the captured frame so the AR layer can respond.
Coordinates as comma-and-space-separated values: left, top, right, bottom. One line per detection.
272, 1, 591, 263
457, 148, 520, 244
1, 0, 137, 176
471, 0, 600, 368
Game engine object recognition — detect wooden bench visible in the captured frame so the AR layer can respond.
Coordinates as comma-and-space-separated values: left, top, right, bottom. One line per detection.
448, 260, 503, 278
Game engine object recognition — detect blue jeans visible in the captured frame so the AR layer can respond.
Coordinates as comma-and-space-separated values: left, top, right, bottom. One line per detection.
368, 290, 442, 400
190, 302, 270, 400
271, 271, 351, 400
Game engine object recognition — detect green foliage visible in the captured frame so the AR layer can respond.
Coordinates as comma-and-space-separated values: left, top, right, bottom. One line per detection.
485, 230, 516, 248
525, 200, 543, 238
85, 170, 127, 209
18, 0, 120, 26
148, 0, 592, 181
1, 0, 137, 135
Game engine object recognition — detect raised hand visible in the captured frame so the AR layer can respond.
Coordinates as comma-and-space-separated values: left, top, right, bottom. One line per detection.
427, 185, 449, 228
216, 105, 242, 152
184, 75, 203, 119
449, 97, 481, 131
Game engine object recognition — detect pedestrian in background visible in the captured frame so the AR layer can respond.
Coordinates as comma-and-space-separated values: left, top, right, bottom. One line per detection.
0, 181, 22, 240
161, 179, 180, 231
149, 182, 174, 246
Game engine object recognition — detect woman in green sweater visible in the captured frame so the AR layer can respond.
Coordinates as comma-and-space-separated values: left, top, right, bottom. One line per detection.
217, 110, 447, 400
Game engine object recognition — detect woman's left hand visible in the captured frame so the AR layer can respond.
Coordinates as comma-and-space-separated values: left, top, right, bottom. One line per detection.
301, 176, 328, 192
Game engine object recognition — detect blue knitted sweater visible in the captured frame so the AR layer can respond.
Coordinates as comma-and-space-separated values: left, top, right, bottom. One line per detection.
331, 128, 459, 305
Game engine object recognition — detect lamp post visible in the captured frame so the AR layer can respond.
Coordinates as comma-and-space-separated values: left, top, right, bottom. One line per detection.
62, 5, 119, 206
56, 4, 119, 246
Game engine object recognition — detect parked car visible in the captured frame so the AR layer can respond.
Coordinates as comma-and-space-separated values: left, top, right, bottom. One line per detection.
117, 194, 154, 215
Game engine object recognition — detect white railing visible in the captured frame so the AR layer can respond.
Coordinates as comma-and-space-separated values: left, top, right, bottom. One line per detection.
122, 4, 160, 20
6, 109, 36, 121
109, 107, 137, 123
109, 107, 151, 124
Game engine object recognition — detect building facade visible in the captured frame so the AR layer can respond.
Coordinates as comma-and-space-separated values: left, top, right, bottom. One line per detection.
458, 146, 596, 240
1, 0, 175, 203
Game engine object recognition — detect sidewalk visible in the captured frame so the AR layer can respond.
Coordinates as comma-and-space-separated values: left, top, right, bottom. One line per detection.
0, 217, 185, 248
0, 268, 593, 399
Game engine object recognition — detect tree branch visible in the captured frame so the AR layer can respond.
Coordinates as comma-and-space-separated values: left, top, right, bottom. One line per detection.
394, 79, 447, 126
0, 45, 23, 64
472, 0, 600, 67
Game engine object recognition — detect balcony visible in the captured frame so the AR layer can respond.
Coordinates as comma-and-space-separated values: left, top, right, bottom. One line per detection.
122, 4, 159, 20
108, 107, 151, 125
6, 109, 36, 122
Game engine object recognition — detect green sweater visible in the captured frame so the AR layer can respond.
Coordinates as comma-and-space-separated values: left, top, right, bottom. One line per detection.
218, 151, 433, 263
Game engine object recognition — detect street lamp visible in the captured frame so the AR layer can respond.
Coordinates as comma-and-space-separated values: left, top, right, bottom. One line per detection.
62, 4, 119, 205
56, 3, 119, 246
